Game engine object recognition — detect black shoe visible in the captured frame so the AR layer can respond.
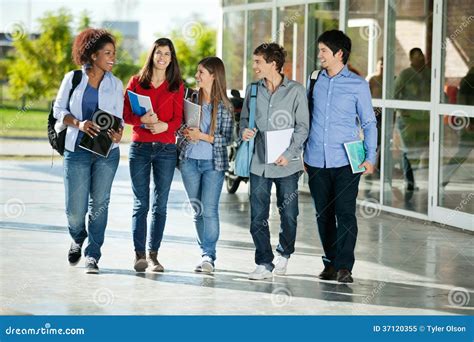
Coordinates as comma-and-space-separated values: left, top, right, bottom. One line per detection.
134, 252, 148, 272
85, 257, 99, 274
319, 265, 337, 280
68, 241, 83, 266
337, 269, 353, 283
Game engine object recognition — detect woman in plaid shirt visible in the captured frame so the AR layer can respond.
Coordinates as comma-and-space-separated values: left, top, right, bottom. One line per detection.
177, 57, 233, 274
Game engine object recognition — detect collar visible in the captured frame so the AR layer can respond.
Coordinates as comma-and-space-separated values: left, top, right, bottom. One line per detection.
260, 74, 288, 88
321, 64, 350, 78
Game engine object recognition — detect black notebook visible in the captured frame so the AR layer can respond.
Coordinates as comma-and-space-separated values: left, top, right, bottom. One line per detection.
79, 110, 121, 158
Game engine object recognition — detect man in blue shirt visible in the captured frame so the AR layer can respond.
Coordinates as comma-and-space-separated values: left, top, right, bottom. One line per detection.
304, 30, 377, 283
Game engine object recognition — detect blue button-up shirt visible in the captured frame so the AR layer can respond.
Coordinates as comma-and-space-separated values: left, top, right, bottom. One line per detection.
304, 65, 377, 168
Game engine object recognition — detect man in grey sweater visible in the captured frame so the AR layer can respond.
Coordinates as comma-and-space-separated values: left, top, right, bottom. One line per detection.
240, 43, 309, 280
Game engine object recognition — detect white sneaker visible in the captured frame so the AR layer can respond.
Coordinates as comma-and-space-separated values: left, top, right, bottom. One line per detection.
194, 256, 215, 274
273, 255, 288, 275
248, 265, 273, 280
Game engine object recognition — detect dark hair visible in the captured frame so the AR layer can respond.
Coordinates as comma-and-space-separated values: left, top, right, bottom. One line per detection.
137, 38, 182, 92
197, 57, 232, 136
253, 43, 286, 72
317, 30, 352, 64
409, 47, 423, 58
72, 28, 115, 66
230, 89, 241, 98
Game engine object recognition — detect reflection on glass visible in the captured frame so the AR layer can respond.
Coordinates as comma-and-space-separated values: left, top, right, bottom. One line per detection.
394, 48, 431, 101
223, 11, 245, 90
383, 108, 430, 213
386, 0, 433, 101
347, 0, 385, 89
277, 5, 305, 83
359, 106, 382, 202
247, 10, 272, 82
307, 1, 339, 74
439, 114, 474, 213
441, 0, 474, 105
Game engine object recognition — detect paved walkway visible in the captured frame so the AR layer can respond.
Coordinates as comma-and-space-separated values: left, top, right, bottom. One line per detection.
0, 159, 473, 315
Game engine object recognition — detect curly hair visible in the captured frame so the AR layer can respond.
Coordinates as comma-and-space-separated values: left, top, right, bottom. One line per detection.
253, 43, 287, 72
72, 28, 115, 66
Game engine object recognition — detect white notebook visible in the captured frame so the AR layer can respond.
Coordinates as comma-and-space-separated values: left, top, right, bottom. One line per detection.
265, 128, 294, 164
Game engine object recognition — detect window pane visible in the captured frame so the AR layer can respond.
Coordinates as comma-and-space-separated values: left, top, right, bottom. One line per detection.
383, 108, 430, 213
223, 0, 246, 6
247, 9, 272, 83
438, 113, 474, 213
347, 0, 384, 98
307, 1, 339, 75
223, 11, 245, 90
277, 5, 305, 83
386, 0, 433, 101
441, 0, 474, 105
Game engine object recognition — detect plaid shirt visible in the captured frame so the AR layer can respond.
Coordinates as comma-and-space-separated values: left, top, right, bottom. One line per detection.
177, 101, 233, 171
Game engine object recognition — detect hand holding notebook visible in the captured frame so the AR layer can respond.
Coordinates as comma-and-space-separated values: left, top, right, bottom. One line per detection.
79, 110, 122, 158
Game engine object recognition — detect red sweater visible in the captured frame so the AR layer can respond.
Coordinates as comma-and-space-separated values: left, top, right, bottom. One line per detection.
123, 76, 184, 143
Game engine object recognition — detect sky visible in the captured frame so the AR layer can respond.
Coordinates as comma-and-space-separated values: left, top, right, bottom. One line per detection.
0, 0, 221, 49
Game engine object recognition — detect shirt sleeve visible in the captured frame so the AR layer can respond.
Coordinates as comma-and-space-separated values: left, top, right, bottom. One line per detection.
282, 86, 310, 160
356, 80, 378, 165
114, 77, 124, 126
213, 105, 233, 147
238, 84, 252, 140
53, 71, 74, 124
166, 83, 184, 134
123, 76, 142, 126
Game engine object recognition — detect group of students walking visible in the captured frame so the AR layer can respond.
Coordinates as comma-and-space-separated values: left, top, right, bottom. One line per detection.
53, 28, 377, 283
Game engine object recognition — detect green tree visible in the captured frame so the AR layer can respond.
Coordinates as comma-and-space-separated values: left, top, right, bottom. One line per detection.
165, 19, 216, 87
7, 9, 75, 103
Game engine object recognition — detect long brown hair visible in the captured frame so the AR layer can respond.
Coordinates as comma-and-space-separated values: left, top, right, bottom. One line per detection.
197, 57, 232, 136
137, 38, 182, 92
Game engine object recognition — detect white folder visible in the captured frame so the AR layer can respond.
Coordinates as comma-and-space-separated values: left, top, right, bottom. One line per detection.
265, 128, 294, 164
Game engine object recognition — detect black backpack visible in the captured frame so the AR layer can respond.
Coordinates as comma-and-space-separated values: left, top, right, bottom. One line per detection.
47, 70, 82, 156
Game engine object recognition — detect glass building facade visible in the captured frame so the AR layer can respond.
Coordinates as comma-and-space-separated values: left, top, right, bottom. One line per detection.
219, 0, 473, 230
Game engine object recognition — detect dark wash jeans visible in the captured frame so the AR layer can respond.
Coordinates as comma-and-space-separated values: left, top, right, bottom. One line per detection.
306, 164, 361, 272
129, 141, 177, 252
249, 171, 301, 270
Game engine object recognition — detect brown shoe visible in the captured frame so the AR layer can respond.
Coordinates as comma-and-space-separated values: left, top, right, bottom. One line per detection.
319, 265, 337, 280
337, 269, 353, 283
134, 252, 148, 272
147, 251, 164, 272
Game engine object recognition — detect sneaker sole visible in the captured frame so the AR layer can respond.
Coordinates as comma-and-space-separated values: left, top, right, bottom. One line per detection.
69, 257, 81, 266
201, 262, 214, 274
134, 259, 148, 272
85, 268, 99, 274
273, 267, 287, 275
248, 273, 273, 280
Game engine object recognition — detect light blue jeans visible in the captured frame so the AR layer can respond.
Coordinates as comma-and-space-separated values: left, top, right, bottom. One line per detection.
179, 158, 225, 262
63, 147, 119, 261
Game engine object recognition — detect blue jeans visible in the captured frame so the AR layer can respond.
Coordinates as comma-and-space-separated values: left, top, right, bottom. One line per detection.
249, 171, 301, 270
129, 142, 177, 252
63, 147, 120, 261
179, 158, 225, 262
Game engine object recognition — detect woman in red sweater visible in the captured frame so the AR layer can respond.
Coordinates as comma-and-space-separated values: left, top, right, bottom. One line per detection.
123, 38, 184, 273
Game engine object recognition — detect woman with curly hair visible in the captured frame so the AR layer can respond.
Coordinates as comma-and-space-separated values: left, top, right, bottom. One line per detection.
123, 38, 184, 272
53, 28, 124, 274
